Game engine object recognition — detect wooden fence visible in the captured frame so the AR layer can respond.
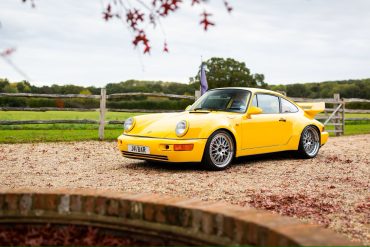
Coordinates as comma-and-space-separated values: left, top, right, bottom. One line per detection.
0, 90, 369, 139
0, 89, 194, 140
290, 94, 370, 136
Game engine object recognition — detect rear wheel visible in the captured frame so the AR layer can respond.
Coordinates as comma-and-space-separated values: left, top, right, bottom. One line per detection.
202, 130, 235, 170
298, 126, 320, 158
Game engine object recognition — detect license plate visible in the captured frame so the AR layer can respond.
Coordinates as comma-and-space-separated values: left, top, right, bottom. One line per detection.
128, 144, 150, 154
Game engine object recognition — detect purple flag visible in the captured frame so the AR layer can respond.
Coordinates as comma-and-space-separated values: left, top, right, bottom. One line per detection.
200, 63, 208, 95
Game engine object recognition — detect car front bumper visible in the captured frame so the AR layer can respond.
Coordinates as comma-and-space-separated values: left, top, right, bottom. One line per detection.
117, 134, 207, 162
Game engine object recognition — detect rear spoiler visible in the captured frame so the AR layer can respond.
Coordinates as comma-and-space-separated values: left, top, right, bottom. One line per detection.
296, 102, 325, 118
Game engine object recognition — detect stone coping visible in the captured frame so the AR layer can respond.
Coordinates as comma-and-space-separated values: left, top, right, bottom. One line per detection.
0, 188, 355, 246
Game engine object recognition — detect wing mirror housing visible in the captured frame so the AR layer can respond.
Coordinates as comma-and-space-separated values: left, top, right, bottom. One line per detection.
246, 106, 263, 117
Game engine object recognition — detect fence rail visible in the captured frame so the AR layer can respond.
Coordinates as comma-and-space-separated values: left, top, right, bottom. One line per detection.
0, 120, 99, 125
107, 92, 194, 100
0, 120, 126, 125
0, 107, 98, 112
0, 90, 369, 138
0, 107, 184, 113
290, 97, 370, 103
0, 92, 100, 99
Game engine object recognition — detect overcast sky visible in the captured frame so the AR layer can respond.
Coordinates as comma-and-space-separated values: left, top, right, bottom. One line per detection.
0, 0, 369, 87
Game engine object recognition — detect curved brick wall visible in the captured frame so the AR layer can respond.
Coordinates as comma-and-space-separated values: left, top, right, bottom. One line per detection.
0, 189, 353, 246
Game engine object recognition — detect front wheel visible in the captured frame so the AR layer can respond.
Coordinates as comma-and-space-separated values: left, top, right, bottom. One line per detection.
202, 130, 235, 170
298, 126, 320, 158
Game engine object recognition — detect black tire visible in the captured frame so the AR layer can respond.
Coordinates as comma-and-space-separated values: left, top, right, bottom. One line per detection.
202, 130, 235, 170
298, 125, 320, 158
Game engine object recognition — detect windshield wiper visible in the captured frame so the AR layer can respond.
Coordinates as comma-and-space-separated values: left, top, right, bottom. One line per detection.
192, 107, 210, 111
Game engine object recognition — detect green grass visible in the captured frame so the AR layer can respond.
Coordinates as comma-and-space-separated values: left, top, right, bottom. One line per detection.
325, 123, 370, 136
0, 111, 142, 121
322, 113, 370, 136
345, 113, 370, 119
0, 129, 125, 143
0, 111, 369, 143
342, 124, 370, 135
0, 111, 143, 143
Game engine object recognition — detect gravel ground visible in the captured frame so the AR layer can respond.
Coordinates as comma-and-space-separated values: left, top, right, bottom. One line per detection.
0, 134, 369, 244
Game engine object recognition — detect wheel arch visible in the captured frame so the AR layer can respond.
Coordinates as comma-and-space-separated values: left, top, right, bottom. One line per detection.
298, 124, 321, 154
216, 128, 237, 153
202, 128, 237, 161
300, 124, 321, 143
201, 128, 237, 170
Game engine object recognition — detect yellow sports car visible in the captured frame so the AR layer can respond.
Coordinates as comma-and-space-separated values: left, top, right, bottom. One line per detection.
117, 87, 328, 170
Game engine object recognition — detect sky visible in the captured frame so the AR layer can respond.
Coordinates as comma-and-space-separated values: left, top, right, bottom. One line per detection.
0, 0, 369, 87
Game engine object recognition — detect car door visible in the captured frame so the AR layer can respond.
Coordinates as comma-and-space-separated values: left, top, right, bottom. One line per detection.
279, 97, 299, 144
241, 93, 292, 149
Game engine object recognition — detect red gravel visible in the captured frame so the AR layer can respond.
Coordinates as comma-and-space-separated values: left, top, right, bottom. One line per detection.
0, 134, 369, 244
0, 224, 167, 246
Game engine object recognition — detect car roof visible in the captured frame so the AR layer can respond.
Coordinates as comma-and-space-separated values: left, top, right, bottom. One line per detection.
211, 87, 284, 96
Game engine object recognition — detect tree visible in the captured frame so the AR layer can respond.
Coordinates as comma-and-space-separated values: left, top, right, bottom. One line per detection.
270, 79, 370, 99
0, 78, 10, 92
3, 83, 19, 93
16, 80, 31, 93
192, 57, 267, 89
79, 89, 92, 95
286, 83, 310, 97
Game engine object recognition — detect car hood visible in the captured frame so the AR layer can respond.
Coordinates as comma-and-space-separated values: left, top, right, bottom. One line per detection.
126, 111, 239, 139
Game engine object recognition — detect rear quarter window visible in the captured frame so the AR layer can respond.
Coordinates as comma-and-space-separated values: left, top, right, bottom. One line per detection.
281, 98, 299, 113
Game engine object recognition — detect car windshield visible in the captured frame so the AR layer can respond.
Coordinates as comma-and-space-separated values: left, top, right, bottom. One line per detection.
190, 89, 251, 113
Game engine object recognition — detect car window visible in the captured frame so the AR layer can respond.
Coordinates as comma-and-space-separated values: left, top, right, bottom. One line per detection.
256, 94, 280, 114
190, 89, 250, 113
202, 95, 230, 109
281, 98, 298, 113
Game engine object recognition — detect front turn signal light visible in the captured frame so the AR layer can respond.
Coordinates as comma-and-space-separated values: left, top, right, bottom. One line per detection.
174, 144, 194, 151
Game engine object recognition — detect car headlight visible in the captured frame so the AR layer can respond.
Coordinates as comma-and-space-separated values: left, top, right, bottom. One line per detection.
175, 120, 189, 137
124, 117, 135, 132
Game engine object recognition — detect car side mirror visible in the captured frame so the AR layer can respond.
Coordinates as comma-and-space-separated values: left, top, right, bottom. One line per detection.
185, 105, 192, 111
247, 106, 263, 116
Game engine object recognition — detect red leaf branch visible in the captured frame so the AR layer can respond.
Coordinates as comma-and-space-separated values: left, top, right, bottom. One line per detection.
200, 11, 214, 31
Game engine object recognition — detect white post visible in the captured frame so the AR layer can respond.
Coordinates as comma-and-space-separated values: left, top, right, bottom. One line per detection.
195, 90, 201, 100
278, 91, 287, 96
99, 88, 106, 141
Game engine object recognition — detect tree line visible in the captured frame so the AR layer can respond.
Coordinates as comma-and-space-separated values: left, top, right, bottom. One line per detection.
0, 57, 369, 110
270, 79, 370, 99
0, 78, 198, 110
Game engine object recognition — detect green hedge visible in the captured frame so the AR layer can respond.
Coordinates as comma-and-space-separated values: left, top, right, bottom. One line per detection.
0, 97, 193, 110
345, 102, 370, 109
107, 99, 192, 110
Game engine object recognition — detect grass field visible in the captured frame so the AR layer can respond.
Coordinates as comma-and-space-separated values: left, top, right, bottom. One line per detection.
0, 111, 369, 143
0, 111, 143, 143
0, 111, 142, 121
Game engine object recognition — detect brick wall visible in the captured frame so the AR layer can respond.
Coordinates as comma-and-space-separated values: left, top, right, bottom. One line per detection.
0, 189, 354, 246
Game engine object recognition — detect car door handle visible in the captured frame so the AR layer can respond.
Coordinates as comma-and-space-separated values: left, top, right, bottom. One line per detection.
279, 118, 286, 122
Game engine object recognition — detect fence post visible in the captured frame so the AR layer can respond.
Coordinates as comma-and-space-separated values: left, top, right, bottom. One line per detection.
341, 97, 345, 135
333, 94, 342, 136
277, 91, 287, 96
194, 90, 201, 100
99, 88, 106, 141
